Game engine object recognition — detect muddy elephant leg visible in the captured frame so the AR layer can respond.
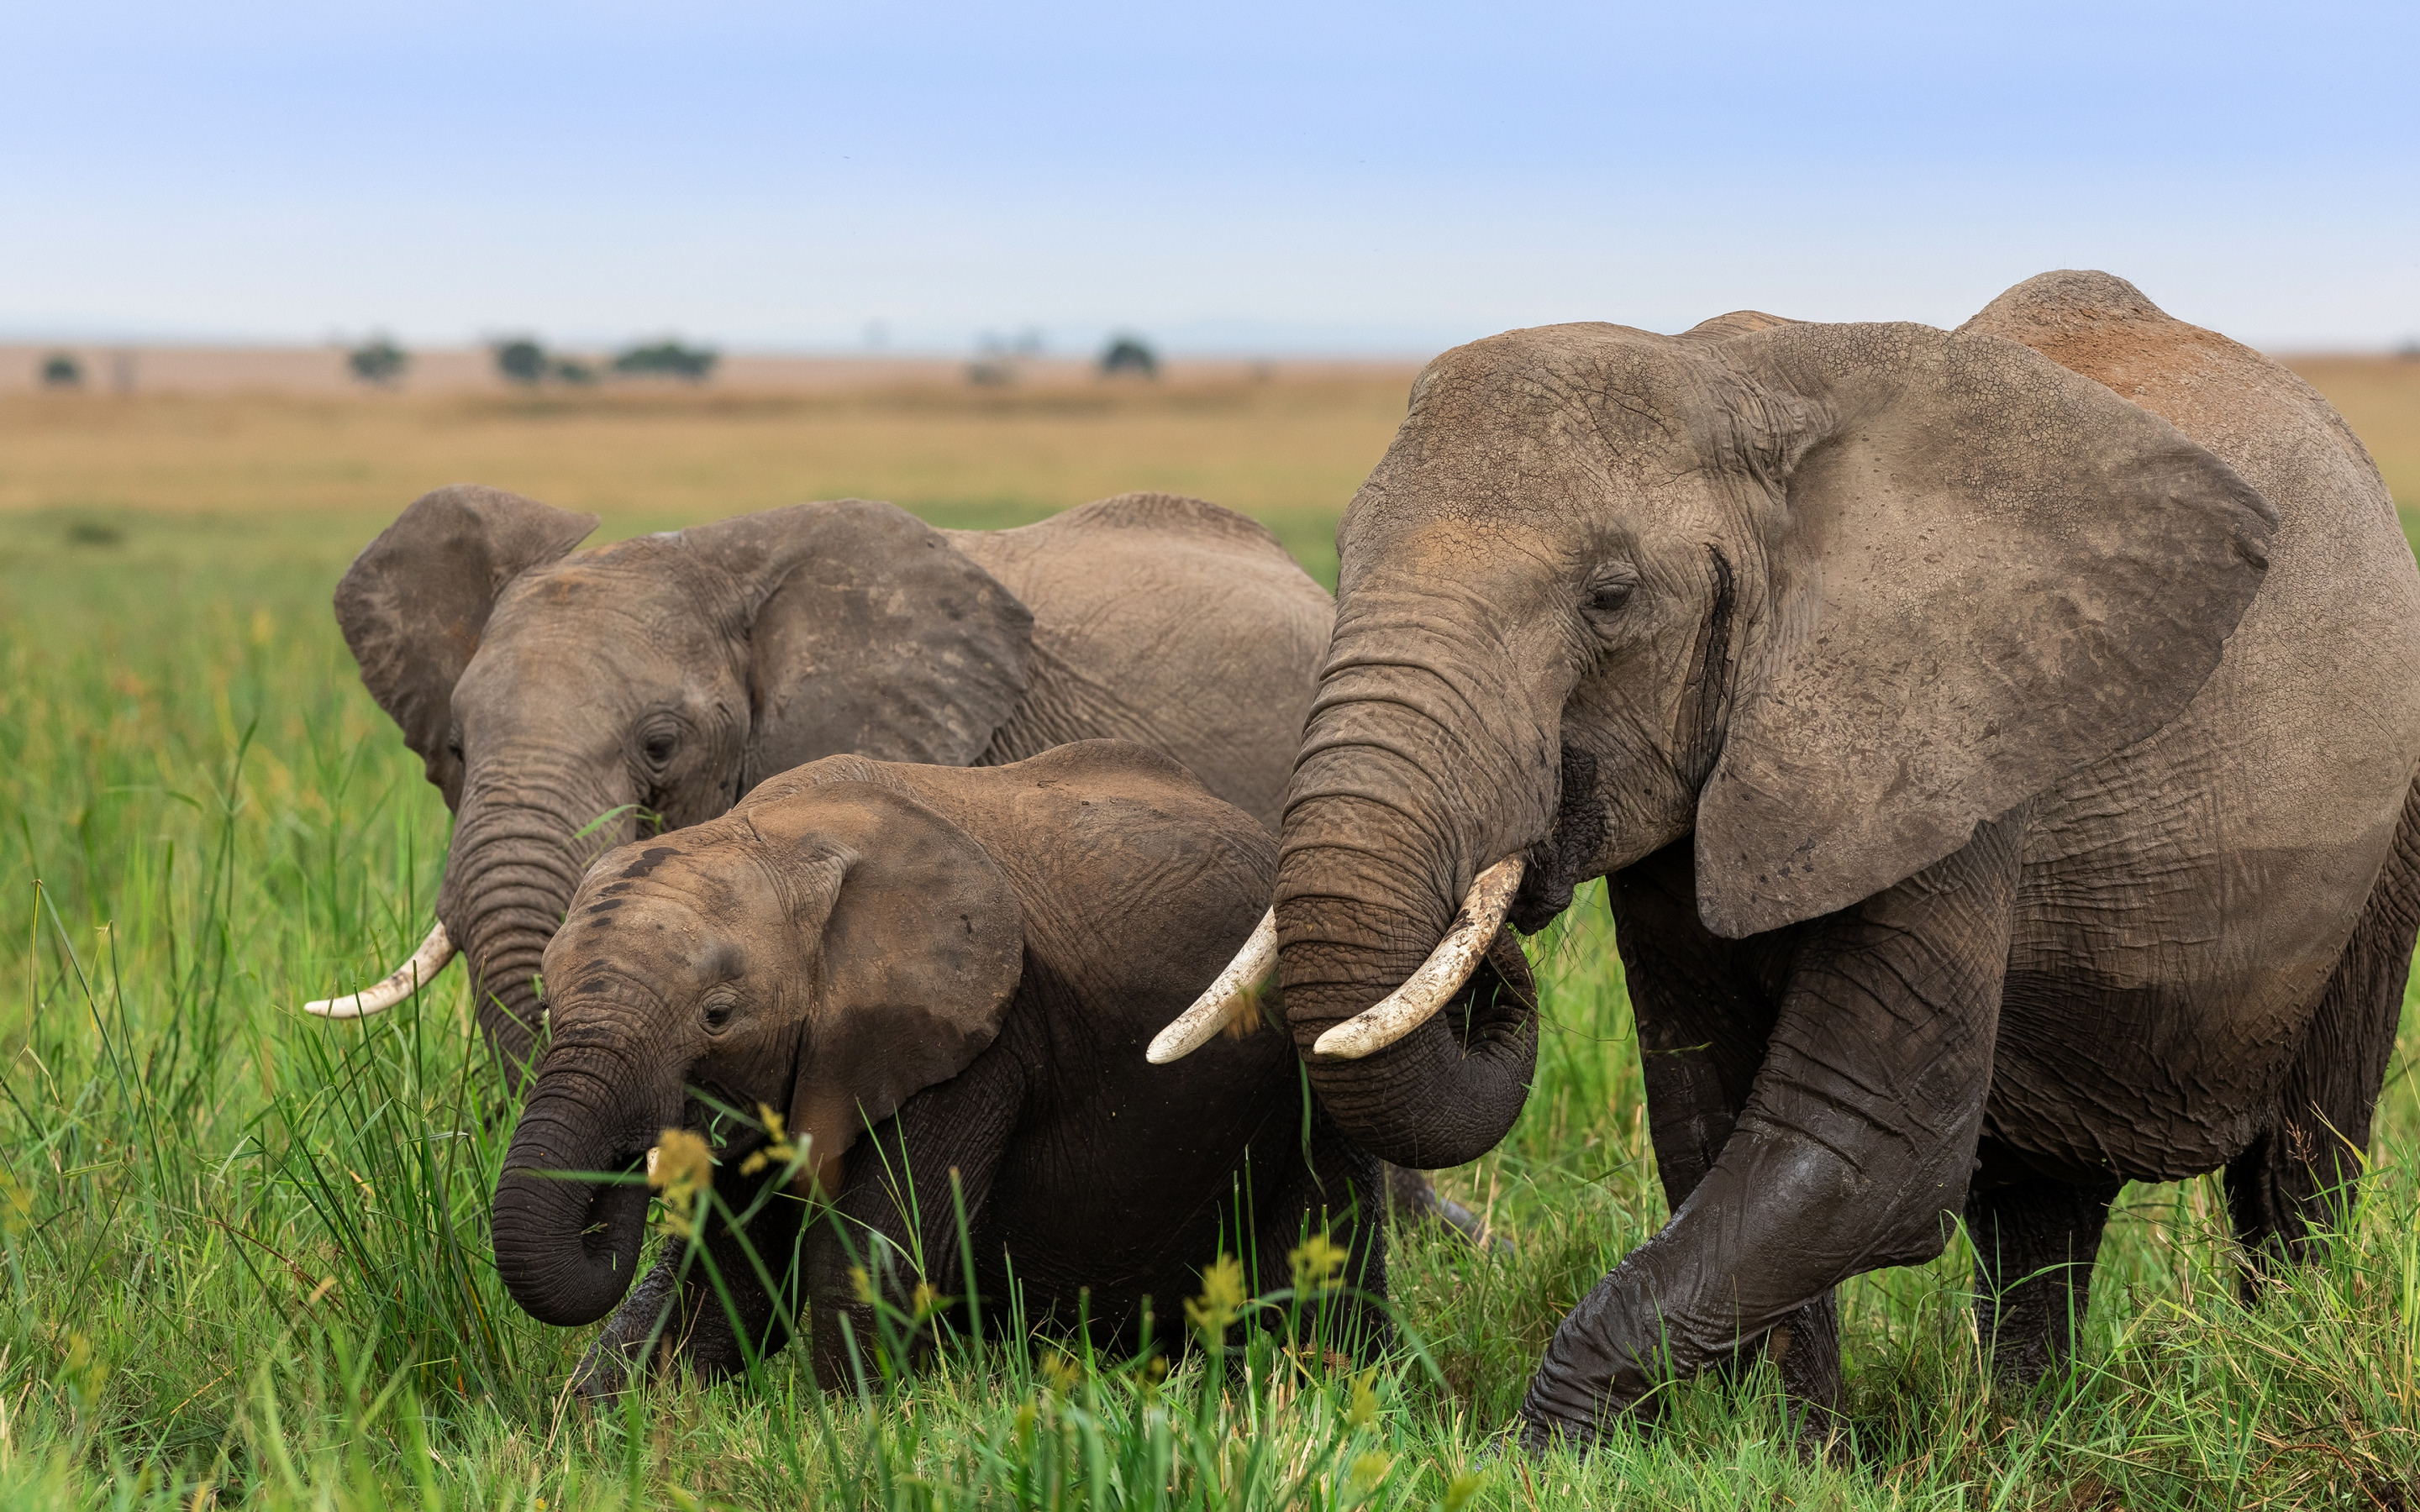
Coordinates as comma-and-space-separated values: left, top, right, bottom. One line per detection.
1518, 815, 2023, 1451
2226, 783, 2420, 1293
802, 1053, 1024, 1391
1250, 1101, 1395, 1364
1607, 841, 1842, 1429
1964, 1175, 2121, 1389
571, 1175, 813, 1400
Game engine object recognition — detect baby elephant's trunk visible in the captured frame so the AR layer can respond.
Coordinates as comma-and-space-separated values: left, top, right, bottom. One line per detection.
492, 1076, 656, 1326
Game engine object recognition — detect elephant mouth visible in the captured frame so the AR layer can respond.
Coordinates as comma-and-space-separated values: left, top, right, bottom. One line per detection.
1507, 746, 1609, 936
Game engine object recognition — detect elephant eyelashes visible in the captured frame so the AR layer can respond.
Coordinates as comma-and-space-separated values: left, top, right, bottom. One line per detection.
701, 990, 739, 1032
638, 722, 681, 769
1581, 569, 1639, 627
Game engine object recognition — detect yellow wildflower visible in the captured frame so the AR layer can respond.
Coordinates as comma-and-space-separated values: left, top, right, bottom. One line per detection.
738, 1103, 801, 1177
0, 1168, 34, 1238
1348, 1450, 1392, 1491
1184, 1253, 1248, 1337
1440, 1470, 1487, 1512
1290, 1231, 1349, 1297
648, 1127, 713, 1238
1346, 1368, 1380, 1429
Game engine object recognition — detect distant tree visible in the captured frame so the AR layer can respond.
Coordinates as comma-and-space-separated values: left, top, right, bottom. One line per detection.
39, 352, 82, 389
553, 358, 599, 386
1099, 333, 1158, 379
612, 339, 718, 382
348, 335, 408, 387
965, 360, 1017, 387
493, 338, 548, 386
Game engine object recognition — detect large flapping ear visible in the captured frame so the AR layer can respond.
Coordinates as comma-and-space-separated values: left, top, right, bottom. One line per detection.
681, 501, 1035, 785
1695, 321, 2276, 938
334, 485, 598, 806
757, 780, 1025, 1189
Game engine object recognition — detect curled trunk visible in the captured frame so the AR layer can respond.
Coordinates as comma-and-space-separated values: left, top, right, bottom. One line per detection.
1275, 622, 1551, 1168
491, 1050, 664, 1326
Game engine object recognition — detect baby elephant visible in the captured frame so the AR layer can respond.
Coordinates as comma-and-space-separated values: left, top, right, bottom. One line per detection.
490, 740, 1399, 1392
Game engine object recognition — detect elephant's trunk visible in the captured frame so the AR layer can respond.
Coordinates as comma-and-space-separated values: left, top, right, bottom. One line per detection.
437, 759, 633, 1077
492, 1037, 668, 1326
1274, 607, 1554, 1168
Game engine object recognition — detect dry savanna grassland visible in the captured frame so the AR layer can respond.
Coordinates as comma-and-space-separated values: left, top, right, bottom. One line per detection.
3, 354, 2419, 1509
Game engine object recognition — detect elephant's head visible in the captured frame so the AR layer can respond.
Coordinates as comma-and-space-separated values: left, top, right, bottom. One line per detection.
322, 486, 1032, 1072
1171, 312, 2274, 1168
491, 764, 1024, 1326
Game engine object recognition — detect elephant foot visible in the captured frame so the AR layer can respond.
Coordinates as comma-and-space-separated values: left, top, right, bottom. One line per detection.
1510, 1407, 1596, 1458
571, 1257, 684, 1401
1384, 1164, 1511, 1254
570, 1249, 763, 1400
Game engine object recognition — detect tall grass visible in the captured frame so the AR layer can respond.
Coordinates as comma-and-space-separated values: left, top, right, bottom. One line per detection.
2, 505, 2417, 1508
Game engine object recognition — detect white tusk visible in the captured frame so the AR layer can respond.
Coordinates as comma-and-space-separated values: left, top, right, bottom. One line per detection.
1146, 907, 1277, 1065
1312, 857, 1525, 1061
304, 921, 455, 1019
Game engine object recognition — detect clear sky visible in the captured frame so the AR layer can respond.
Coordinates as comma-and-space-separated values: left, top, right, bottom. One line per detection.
5, 1, 2414, 354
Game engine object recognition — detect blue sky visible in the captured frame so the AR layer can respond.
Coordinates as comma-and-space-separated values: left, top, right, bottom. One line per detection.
4, 2, 2414, 354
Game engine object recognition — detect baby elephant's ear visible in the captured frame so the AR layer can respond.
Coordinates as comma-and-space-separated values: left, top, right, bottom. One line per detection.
771, 781, 1024, 1187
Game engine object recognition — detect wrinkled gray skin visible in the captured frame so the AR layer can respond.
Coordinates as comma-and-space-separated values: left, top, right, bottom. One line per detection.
1263, 271, 2420, 1448
336, 488, 1328, 1074
490, 742, 1432, 1391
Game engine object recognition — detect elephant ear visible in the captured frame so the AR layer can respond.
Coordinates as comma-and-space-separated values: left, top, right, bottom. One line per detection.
1694, 321, 2275, 938
334, 485, 598, 806
681, 501, 1035, 785
754, 780, 1025, 1190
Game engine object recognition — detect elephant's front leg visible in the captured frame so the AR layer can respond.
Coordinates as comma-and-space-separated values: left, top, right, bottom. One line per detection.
1520, 816, 2021, 1449
1610, 839, 1841, 1426
802, 1051, 1023, 1391
571, 1172, 813, 1399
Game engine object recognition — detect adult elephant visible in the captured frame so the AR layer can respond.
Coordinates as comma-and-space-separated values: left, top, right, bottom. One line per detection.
1155, 272, 2420, 1446
316, 486, 1328, 1074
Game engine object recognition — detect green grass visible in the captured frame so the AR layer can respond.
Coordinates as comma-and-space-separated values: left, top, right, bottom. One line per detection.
3, 505, 2417, 1509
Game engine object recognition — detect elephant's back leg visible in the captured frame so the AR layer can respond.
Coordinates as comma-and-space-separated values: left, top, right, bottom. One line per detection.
1607, 840, 1841, 1425
2225, 780, 2420, 1287
1965, 1175, 2123, 1389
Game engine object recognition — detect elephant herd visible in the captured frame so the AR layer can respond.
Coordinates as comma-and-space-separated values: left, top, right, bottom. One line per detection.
308, 271, 2420, 1452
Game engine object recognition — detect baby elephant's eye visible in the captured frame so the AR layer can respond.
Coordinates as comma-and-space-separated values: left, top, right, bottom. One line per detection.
702, 989, 739, 1032
639, 723, 681, 766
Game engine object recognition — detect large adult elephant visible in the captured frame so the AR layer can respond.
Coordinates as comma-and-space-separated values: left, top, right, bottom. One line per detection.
318, 486, 1328, 1073
1155, 272, 2420, 1446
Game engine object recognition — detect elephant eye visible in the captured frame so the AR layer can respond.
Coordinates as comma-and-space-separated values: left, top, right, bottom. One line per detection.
1582, 568, 1639, 622
702, 989, 739, 1032
639, 722, 681, 767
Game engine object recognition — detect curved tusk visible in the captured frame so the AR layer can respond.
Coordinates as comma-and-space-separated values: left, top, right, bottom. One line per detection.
1312, 857, 1525, 1061
305, 921, 455, 1019
1146, 907, 1277, 1064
